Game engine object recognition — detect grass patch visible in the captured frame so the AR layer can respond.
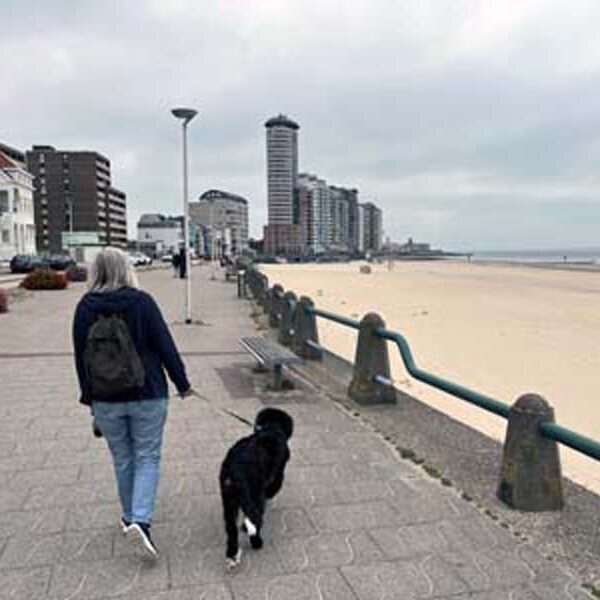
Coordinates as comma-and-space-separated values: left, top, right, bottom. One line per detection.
399, 448, 416, 460
583, 583, 600, 598
423, 465, 441, 479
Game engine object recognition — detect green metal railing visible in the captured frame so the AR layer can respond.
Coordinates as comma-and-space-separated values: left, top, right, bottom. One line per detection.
310, 307, 361, 330
306, 304, 600, 463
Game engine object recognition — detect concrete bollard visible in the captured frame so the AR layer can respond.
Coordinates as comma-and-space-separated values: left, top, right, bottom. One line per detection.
264, 286, 273, 316
269, 284, 284, 328
278, 291, 297, 346
497, 394, 563, 511
237, 270, 247, 299
247, 269, 259, 299
292, 296, 322, 360
257, 275, 269, 309
348, 313, 396, 405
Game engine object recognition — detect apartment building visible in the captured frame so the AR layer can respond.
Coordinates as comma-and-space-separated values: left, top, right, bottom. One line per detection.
25, 145, 127, 253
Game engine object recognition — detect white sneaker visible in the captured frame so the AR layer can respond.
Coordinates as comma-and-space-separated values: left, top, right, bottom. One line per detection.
127, 522, 158, 560
120, 517, 131, 535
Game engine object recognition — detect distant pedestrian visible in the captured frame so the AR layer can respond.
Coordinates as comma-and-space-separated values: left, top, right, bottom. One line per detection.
179, 247, 187, 279
73, 247, 194, 560
172, 253, 180, 277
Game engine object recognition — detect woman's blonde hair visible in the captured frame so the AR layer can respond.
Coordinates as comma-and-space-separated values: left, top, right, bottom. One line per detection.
89, 247, 139, 292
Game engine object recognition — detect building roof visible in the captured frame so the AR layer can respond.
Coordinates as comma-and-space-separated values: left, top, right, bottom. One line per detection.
27, 145, 110, 164
0, 151, 19, 170
0, 142, 25, 165
138, 213, 183, 228
198, 189, 248, 205
264, 114, 300, 130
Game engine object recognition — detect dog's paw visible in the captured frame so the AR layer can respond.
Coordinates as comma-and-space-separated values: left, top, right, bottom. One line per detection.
243, 517, 257, 537
225, 549, 242, 571
250, 535, 263, 550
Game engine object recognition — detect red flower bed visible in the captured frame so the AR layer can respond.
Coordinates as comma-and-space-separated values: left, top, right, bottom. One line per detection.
20, 269, 68, 290
0, 288, 8, 313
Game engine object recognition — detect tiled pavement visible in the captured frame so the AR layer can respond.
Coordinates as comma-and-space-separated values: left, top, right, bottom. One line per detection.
0, 266, 592, 599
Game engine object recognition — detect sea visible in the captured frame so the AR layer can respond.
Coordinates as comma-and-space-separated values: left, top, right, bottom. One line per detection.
471, 248, 600, 264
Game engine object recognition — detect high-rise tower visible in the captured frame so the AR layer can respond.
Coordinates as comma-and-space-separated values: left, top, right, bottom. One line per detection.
265, 114, 299, 224
264, 114, 303, 255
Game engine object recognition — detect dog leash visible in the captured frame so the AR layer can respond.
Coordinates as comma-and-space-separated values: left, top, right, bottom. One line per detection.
92, 389, 254, 438
186, 389, 254, 428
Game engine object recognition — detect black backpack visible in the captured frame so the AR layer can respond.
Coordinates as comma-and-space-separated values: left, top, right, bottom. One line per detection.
84, 314, 145, 400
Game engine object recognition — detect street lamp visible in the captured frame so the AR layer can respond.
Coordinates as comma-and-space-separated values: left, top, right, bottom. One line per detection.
171, 107, 198, 324
209, 198, 217, 280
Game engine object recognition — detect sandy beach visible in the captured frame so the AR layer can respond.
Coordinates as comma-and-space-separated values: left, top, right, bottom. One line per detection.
262, 260, 600, 494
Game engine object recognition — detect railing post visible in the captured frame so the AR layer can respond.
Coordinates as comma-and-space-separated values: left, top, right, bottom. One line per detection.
292, 296, 322, 359
247, 268, 259, 299
349, 313, 396, 405
497, 393, 563, 511
278, 291, 297, 347
257, 274, 269, 309
269, 284, 284, 328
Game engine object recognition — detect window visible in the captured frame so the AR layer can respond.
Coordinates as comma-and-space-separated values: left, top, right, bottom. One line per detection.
1, 230, 9, 243
0, 190, 8, 213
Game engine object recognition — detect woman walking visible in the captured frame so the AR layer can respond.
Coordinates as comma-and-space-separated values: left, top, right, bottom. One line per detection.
73, 247, 192, 560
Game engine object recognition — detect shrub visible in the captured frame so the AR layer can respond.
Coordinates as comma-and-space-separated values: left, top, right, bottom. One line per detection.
0, 288, 8, 313
66, 265, 88, 282
20, 269, 68, 290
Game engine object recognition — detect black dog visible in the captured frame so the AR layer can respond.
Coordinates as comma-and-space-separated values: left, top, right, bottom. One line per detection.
219, 407, 294, 568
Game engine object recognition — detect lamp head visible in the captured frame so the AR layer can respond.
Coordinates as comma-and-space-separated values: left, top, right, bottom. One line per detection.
171, 107, 198, 124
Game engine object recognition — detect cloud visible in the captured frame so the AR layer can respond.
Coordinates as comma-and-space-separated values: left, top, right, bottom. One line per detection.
1, 0, 600, 249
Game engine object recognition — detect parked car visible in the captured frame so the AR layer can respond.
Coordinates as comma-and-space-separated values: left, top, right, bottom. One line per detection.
46, 255, 76, 271
136, 253, 153, 266
161, 254, 173, 263
127, 252, 153, 267
10, 255, 44, 273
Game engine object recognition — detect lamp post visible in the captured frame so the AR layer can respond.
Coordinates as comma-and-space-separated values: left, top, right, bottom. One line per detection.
210, 198, 217, 280
171, 107, 198, 324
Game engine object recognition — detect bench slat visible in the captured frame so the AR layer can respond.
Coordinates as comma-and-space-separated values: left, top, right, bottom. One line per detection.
240, 336, 300, 367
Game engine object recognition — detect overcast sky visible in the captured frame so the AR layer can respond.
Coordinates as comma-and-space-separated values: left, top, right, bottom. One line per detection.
2, 0, 600, 251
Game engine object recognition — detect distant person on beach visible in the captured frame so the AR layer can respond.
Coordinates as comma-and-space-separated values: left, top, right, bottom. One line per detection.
72, 247, 194, 560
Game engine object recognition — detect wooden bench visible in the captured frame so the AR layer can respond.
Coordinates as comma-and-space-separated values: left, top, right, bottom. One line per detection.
239, 336, 300, 390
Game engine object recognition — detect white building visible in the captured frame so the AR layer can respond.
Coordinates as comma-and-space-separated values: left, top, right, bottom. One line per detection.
0, 150, 36, 261
136, 214, 183, 256
189, 189, 249, 257
357, 203, 365, 254
298, 173, 330, 254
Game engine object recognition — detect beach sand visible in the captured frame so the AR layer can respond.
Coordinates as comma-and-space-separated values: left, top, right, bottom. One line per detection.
262, 260, 600, 494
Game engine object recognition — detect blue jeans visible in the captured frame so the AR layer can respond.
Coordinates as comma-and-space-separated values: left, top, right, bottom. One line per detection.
93, 398, 168, 525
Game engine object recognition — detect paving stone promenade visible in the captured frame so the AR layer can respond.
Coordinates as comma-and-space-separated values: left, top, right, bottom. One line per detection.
0, 267, 592, 599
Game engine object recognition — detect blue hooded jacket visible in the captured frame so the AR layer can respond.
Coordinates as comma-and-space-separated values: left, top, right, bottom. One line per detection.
73, 287, 190, 405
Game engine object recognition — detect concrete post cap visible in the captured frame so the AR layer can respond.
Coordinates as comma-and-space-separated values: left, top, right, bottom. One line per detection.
513, 393, 553, 415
